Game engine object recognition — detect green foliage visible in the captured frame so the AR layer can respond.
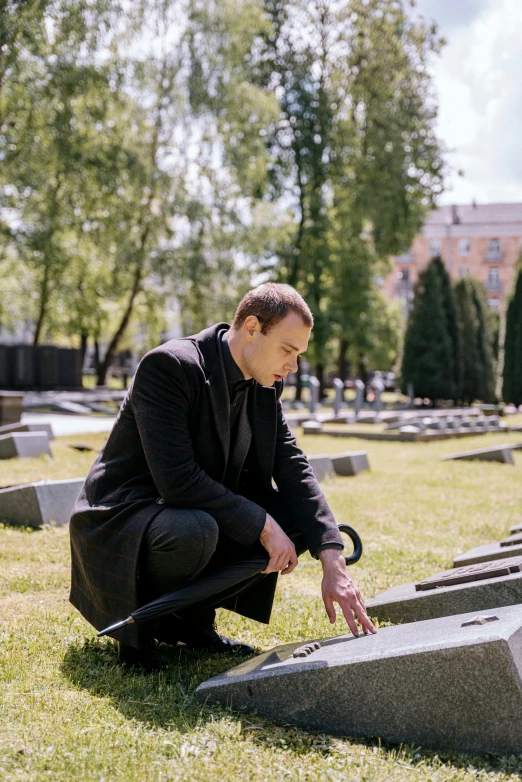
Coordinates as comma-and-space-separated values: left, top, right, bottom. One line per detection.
401, 257, 457, 402
454, 277, 495, 404
503, 262, 522, 405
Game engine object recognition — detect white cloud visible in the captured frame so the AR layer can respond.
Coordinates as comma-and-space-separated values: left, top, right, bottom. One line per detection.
412, 0, 522, 204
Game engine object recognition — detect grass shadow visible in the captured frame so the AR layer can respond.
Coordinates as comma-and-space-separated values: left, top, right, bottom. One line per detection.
60, 638, 522, 776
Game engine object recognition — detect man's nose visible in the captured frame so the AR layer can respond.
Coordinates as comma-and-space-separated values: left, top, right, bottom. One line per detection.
285, 356, 298, 373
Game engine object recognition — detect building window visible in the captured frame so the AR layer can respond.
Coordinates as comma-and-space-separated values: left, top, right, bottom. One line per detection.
398, 268, 410, 282
487, 298, 500, 311
459, 267, 468, 277
458, 239, 470, 255
429, 240, 441, 257
487, 268, 501, 291
487, 238, 501, 260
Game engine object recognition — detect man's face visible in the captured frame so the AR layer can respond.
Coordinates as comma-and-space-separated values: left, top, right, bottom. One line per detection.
241, 312, 311, 387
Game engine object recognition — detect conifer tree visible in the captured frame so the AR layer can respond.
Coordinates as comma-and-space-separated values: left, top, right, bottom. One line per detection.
432, 256, 461, 399
454, 277, 495, 404
503, 264, 522, 405
401, 257, 457, 402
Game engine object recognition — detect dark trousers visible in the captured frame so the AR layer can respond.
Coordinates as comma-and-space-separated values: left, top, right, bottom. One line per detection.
139, 489, 308, 621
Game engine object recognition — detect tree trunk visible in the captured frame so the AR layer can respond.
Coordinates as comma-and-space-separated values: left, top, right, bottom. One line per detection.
33, 262, 51, 346
97, 264, 143, 386
80, 332, 88, 367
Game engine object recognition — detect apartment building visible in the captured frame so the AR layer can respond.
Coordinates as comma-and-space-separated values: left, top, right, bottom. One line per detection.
383, 202, 522, 315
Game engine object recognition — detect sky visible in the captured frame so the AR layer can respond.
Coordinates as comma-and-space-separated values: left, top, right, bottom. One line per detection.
412, 0, 522, 206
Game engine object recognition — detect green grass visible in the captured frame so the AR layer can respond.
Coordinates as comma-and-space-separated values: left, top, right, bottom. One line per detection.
2, 430, 522, 780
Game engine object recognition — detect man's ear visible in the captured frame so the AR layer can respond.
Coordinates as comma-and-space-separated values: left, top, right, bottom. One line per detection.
243, 315, 259, 341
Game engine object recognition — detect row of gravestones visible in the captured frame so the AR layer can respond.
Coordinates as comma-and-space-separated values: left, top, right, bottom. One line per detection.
0, 450, 369, 528
390, 414, 505, 435
0, 422, 55, 459
197, 501, 522, 757
308, 377, 382, 419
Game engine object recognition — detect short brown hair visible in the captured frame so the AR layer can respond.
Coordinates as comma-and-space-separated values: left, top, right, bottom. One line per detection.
232, 283, 313, 335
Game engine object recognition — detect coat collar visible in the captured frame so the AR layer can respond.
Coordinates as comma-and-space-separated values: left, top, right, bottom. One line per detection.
190, 322, 281, 485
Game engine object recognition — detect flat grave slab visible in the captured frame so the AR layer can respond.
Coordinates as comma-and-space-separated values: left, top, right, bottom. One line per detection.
442, 445, 514, 464
301, 420, 322, 434
308, 452, 370, 481
0, 421, 54, 440
0, 432, 51, 459
0, 478, 84, 527
454, 540, 522, 568
366, 557, 522, 624
197, 604, 522, 755
510, 521, 522, 535
308, 455, 333, 483
331, 451, 369, 477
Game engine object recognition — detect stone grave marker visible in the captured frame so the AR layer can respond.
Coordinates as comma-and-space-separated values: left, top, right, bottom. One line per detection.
308, 455, 334, 483
510, 521, 522, 535
0, 432, 51, 459
331, 451, 369, 477
332, 378, 344, 418
197, 604, 522, 755
308, 376, 320, 416
453, 539, 522, 568
0, 478, 84, 527
302, 420, 322, 434
442, 445, 514, 464
406, 382, 414, 403
0, 421, 54, 440
0, 391, 24, 426
372, 378, 384, 421
354, 379, 365, 417
366, 557, 522, 624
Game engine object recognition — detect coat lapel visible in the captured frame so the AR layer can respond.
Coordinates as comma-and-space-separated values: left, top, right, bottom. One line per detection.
194, 323, 231, 475
252, 384, 277, 485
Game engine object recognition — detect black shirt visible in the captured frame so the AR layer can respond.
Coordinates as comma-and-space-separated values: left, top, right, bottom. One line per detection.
221, 331, 254, 433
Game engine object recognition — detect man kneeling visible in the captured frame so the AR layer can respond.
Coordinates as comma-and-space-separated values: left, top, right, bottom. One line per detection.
69, 283, 376, 669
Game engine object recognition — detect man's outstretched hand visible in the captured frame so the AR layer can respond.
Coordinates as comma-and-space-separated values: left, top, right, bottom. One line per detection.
319, 548, 377, 637
260, 514, 298, 575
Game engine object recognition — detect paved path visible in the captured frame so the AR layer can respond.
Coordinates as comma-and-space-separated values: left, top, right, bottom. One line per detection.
22, 412, 116, 437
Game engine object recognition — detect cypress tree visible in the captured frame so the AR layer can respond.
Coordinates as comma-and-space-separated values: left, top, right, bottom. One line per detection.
455, 277, 496, 404
401, 258, 457, 402
503, 265, 522, 405
469, 277, 496, 403
432, 256, 461, 399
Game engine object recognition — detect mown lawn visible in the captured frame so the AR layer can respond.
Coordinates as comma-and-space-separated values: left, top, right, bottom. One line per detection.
1, 428, 522, 781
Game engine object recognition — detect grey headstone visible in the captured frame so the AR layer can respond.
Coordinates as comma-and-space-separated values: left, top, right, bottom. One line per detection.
51, 400, 93, 415
302, 420, 322, 434
0, 478, 84, 527
367, 557, 522, 624
332, 378, 344, 418
196, 605, 522, 755
373, 378, 384, 417
308, 376, 320, 415
0, 421, 55, 440
510, 521, 522, 535
331, 451, 370, 477
442, 445, 514, 464
0, 391, 24, 426
406, 382, 414, 402
354, 379, 365, 417
454, 540, 522, 568
0, 432, 51, 459
307, 455, 334, 483
400, 425, 420, 434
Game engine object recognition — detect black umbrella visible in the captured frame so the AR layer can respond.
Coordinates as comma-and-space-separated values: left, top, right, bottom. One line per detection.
97, 523, 362, 638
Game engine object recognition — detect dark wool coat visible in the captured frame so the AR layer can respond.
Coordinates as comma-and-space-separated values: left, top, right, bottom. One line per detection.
69, 323, 343, 646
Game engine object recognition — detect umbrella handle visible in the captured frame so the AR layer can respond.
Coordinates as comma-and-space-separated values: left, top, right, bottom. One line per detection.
337, 524, 363, 566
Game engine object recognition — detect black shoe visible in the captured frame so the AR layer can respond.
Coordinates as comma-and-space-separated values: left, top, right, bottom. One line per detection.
155, 611, 254, 656
117, 641, 166, 671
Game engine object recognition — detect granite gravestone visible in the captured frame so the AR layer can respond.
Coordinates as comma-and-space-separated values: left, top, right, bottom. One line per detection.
308, 455, 334, 483
197, 605, 522, 755
442, 445, 514, 464
308, 376, 320, 416
453, 539, 522, 568
332, 378, 344, 418
372, 378, 384, 421
0, 432, 51, 459
0, 478, 84, 527
0, 421, 54, 440
354, 379, 365, 418
331, 451, 369, 477
366, 557, 522, 624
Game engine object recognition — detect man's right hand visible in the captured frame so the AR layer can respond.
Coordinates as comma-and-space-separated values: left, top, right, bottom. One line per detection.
260, 514, 298, 575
